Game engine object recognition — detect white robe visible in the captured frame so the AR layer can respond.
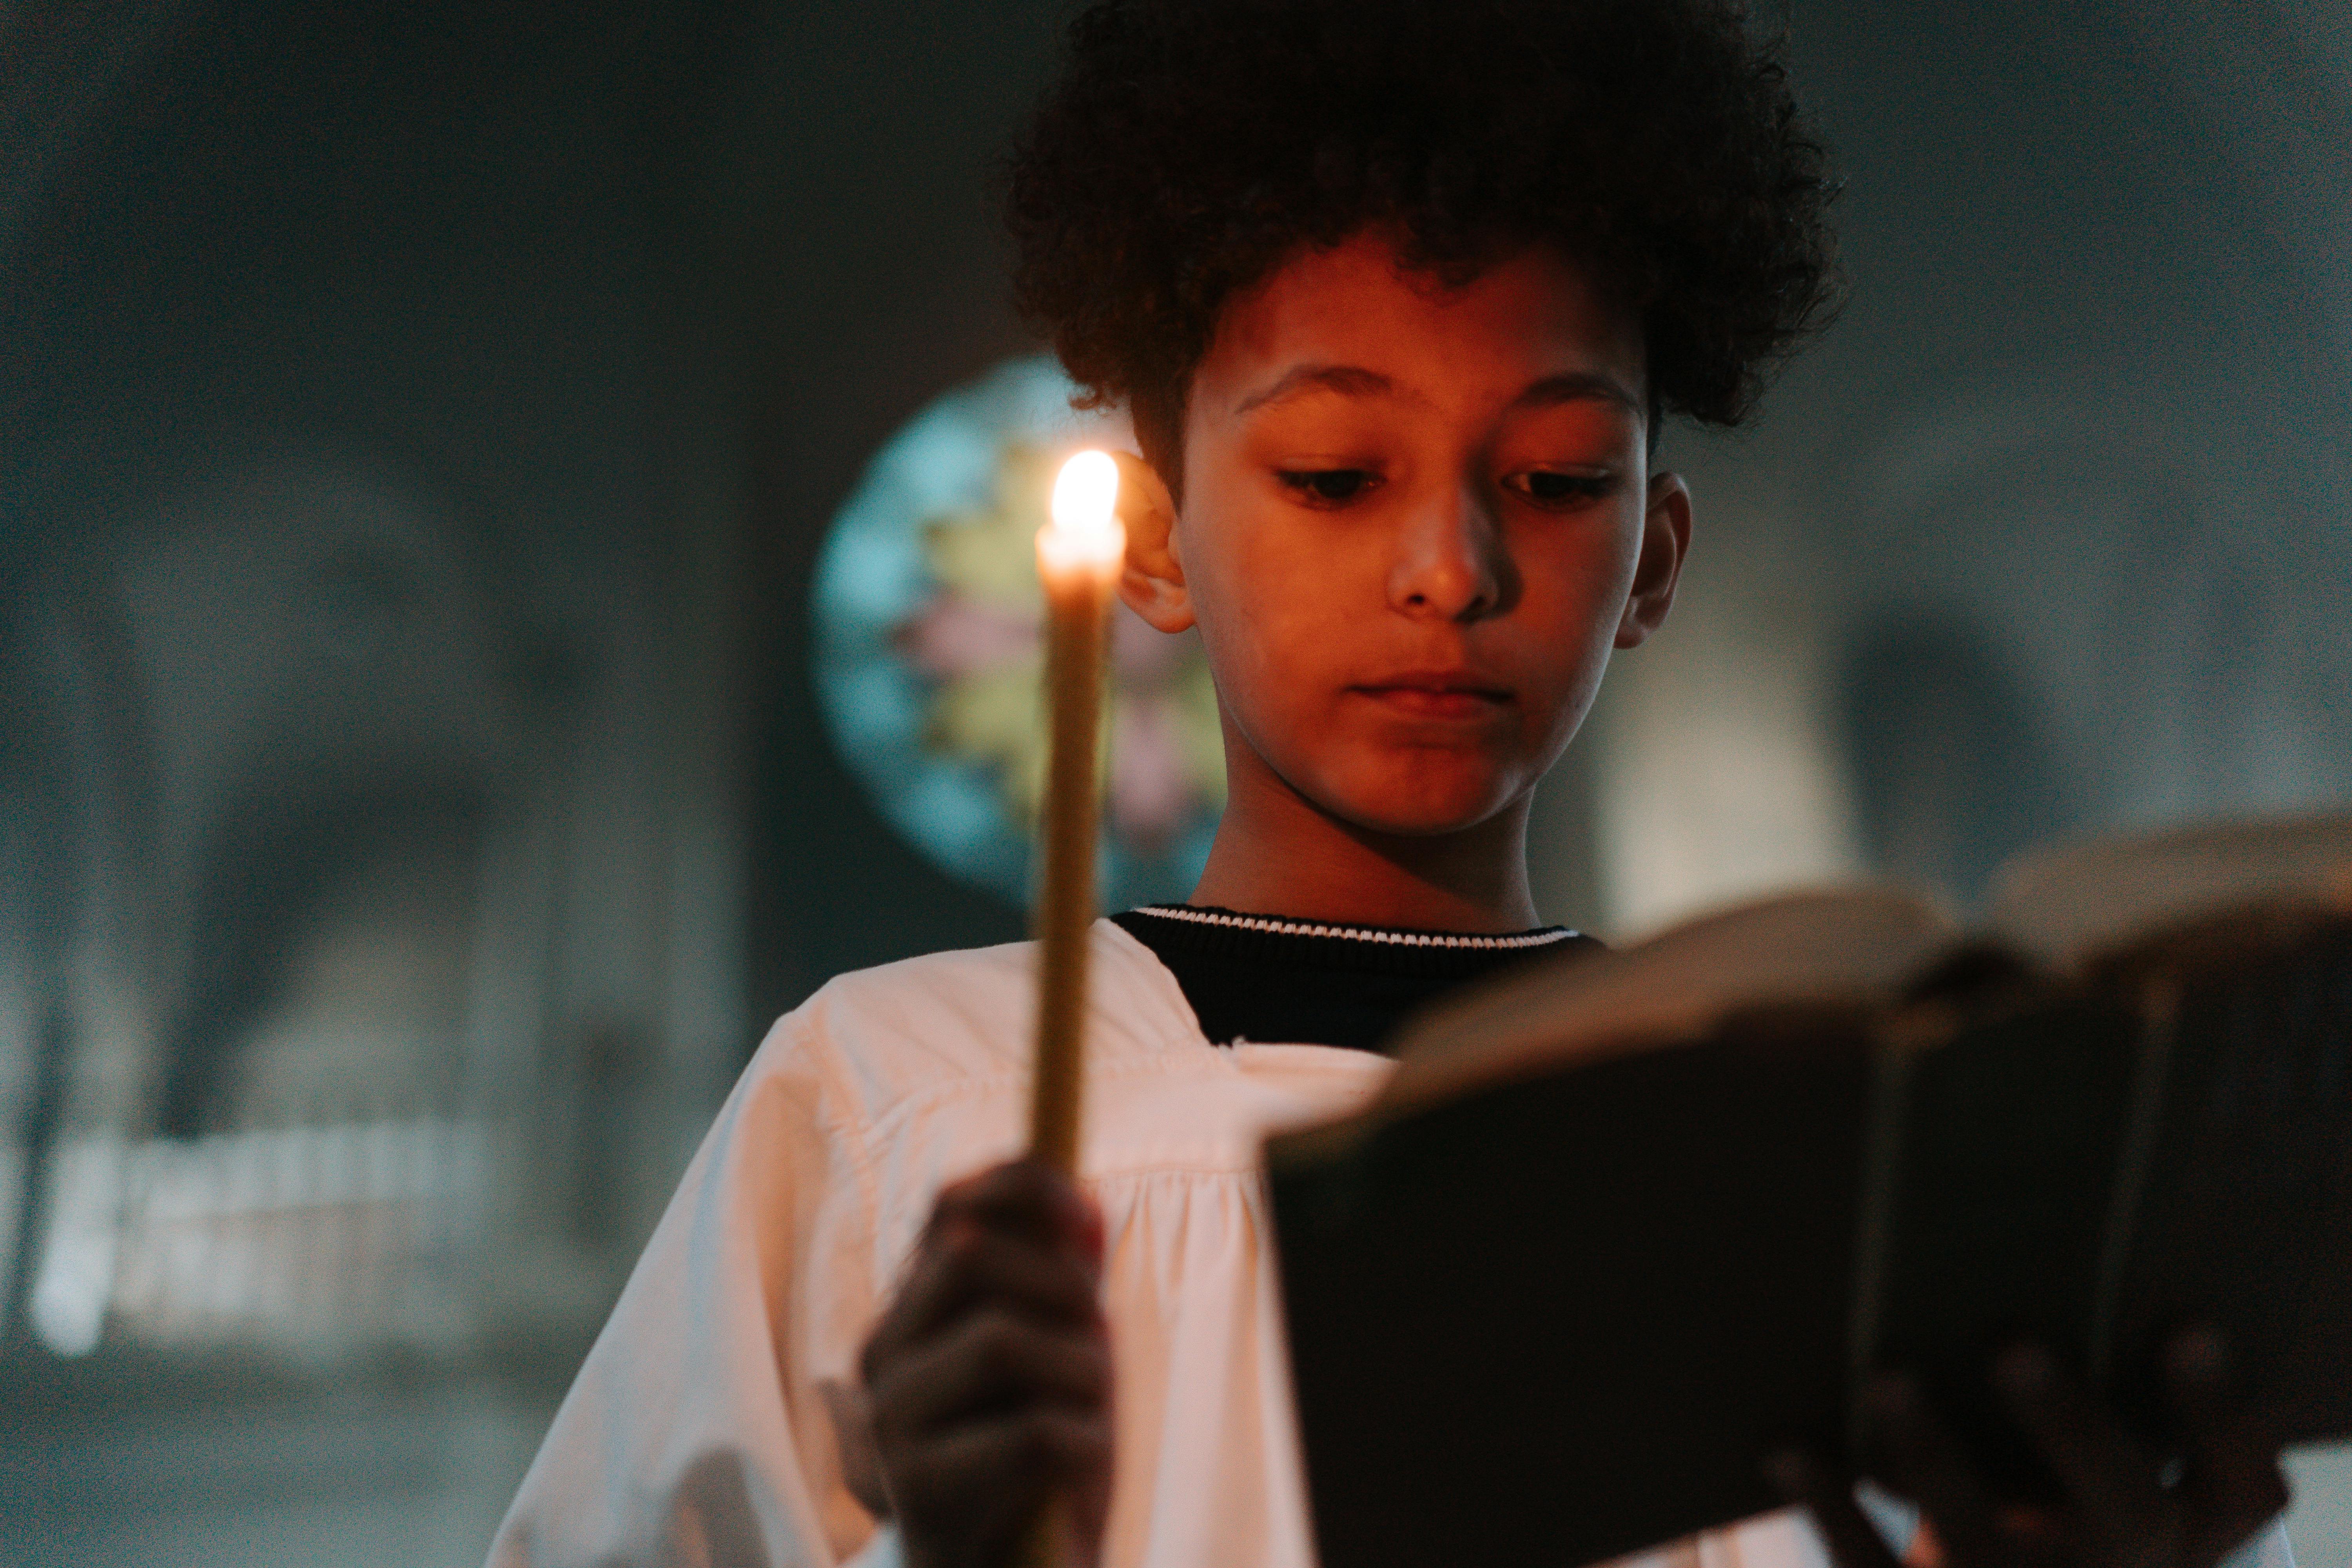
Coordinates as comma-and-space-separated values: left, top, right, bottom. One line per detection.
488, 920, 2294, 1568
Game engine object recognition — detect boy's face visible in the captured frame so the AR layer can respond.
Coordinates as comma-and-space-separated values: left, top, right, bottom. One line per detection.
1125, 232, 1687, 839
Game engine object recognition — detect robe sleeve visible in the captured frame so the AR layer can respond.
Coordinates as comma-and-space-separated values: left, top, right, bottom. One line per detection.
487, 1005, 887, 1568
2228, 1521, 2296, 1568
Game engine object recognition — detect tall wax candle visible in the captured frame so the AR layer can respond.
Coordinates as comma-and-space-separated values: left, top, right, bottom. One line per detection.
1029, 449, 1125, 1174
1015, 450, 1124, 1568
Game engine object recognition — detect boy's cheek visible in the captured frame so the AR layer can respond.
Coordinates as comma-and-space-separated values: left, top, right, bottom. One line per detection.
1188, 513, 1619, 776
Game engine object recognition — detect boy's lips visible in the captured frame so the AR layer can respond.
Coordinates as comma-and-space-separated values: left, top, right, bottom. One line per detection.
1349, 670, 1515, 720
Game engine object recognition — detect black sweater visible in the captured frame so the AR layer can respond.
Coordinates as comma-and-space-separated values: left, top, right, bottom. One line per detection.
1109, 903, 1600, 1054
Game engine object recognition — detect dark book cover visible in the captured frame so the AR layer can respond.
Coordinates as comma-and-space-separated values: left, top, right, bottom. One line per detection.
1269, 817, 2352, 1568
1272, 1009, 1872, 1567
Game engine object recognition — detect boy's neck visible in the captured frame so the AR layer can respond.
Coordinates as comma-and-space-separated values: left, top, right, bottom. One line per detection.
1187, 760, 1543, 935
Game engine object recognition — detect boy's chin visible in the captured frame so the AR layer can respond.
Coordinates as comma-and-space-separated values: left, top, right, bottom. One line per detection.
1315, 765, 1526, 840
1339, 804, 1515, 839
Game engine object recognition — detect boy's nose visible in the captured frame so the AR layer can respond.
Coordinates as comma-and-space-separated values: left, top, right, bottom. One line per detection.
1388, 483, 1510, 622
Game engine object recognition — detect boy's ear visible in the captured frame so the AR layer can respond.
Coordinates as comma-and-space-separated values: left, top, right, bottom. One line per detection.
1615, 471, 1691, 650
1111, 450, 1192, 634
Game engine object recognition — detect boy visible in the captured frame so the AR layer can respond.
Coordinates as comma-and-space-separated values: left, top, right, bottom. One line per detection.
492, 2, 2295, 1566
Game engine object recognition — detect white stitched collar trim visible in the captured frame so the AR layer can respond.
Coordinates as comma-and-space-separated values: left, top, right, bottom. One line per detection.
1127, 905, 1581, 951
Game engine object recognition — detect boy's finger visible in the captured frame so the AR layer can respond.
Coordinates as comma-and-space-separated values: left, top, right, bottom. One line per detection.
1994, 1343, 2160, 1535
870, 1307, 1111, 1438
868, 1214, 1103, 1365
1764, 1450, 1902, 1568
2165, 1330, 2293, 1555
929, 1160, 1103, 1258
1864, 1373, 2010, 1565
889, 1406, 1114, 1539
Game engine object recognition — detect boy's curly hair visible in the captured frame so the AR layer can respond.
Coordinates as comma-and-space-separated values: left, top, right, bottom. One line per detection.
1005, 0, 1840, 485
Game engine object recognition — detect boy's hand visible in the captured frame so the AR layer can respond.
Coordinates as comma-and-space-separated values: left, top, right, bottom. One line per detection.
1771, 1329, 2289, 1568
858, 1160, 1113, 1568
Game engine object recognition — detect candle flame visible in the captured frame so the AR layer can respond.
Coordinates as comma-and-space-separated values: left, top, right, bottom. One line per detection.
1040, 450, 1125, 576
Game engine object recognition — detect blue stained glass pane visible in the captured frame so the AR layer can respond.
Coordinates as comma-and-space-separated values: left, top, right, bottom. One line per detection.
811, 356, 1224, 911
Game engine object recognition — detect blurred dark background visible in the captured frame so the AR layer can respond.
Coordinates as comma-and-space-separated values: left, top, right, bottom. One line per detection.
2, 1, 2348, 1562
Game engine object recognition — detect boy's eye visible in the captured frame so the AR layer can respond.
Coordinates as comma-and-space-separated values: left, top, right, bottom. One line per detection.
1277, 468, 1381, 505
1506, 470, 1615, 507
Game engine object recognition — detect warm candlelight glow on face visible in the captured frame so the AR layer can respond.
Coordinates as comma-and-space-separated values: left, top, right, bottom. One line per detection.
1040, 449, 1126, 577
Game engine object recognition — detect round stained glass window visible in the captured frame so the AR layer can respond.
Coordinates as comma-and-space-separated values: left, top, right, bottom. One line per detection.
812, 356, 1225, 910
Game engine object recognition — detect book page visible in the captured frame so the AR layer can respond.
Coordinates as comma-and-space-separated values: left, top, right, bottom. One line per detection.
1374, 887, 1955, 1121
1988, 811, 2352, 968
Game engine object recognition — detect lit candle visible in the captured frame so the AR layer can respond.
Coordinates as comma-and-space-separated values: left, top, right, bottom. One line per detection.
1015, 451, 1124, 1568
1028, 448, 1125, 1174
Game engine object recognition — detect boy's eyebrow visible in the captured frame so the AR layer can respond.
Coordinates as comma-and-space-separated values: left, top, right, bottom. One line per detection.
1229, 365, 1642, 417
1512, 372, 1644, 414
1230, 364, 1394, 415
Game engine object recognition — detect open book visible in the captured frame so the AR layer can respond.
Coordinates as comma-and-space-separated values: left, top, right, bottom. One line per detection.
1267, 812, 2352, 1568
